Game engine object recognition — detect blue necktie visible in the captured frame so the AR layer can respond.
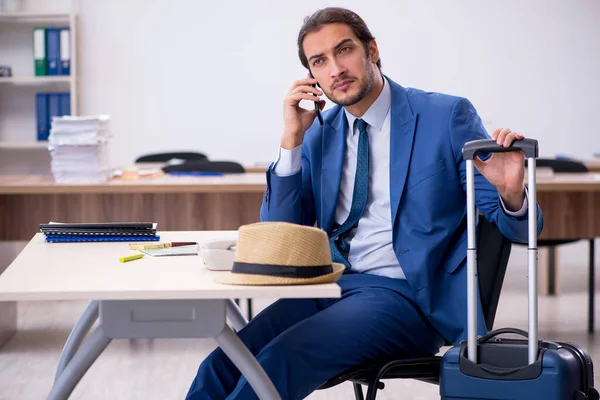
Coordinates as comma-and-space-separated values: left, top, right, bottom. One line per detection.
329, 119, 369, 270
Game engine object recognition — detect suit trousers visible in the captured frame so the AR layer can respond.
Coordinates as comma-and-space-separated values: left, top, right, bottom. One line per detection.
185, 273, 444, 400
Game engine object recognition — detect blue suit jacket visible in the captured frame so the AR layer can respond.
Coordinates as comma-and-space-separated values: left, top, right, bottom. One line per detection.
260, 76, 543, 345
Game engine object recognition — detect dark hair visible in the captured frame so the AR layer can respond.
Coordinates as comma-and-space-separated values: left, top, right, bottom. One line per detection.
297, 7, 381, 71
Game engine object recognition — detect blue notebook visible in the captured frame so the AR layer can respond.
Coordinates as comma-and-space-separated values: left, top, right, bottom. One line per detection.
46, 28, 60, 76
45, 235, 160, 243
36, 93, 49, 141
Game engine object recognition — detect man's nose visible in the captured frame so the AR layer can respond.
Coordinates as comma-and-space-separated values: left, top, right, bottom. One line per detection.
329, 60, 347, 80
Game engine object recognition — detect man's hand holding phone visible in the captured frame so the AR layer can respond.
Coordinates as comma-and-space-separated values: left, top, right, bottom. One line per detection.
281, 76, 326, 150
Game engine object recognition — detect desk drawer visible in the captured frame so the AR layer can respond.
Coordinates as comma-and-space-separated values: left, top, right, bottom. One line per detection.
100, 299, 226, 339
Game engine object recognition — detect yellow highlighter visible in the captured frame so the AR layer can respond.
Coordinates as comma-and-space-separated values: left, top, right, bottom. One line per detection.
119, 253, 144, 263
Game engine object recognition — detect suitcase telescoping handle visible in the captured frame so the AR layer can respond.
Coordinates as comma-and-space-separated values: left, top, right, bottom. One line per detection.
462, 138, 539, 365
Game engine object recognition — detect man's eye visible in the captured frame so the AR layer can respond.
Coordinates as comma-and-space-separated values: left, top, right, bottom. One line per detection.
313, 59, 322, 66
340, 46, 351, 53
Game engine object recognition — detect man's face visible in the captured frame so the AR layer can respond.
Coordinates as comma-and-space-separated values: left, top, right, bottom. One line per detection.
303, 23, 378, 107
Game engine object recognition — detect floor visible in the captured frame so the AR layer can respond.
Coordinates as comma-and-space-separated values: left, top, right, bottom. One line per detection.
0, 248, 597, 400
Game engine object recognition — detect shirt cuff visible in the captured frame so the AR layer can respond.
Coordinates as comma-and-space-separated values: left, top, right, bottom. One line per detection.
500, 186, 529, 217
272, 146, 302, 177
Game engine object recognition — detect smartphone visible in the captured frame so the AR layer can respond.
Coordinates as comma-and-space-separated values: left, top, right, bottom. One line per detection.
309, 71, 323, 126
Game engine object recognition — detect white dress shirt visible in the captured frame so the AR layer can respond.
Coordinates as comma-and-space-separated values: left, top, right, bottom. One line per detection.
273, 78, 527, 279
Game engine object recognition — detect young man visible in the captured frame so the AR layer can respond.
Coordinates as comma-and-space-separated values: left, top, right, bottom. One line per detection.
186, 7, 544, 400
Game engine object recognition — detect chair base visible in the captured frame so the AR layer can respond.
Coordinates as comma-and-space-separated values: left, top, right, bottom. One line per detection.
318, 357, 441, 400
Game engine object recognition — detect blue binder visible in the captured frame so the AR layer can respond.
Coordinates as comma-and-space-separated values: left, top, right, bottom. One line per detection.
46, 28, 60, 76
59, 93, 71, 116
36, 93, 49, 141
58, 28, 70, 75
48, 94, 60, 130
45, 235, 161, 243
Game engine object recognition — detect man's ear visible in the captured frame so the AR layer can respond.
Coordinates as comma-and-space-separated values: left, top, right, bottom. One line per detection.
368, 40, 380, 65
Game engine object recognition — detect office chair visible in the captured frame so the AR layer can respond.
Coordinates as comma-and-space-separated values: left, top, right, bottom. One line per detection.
162, 160, 245, 174
524, 158, 595, 332
318, 216, 512, 400
135, 152, 208, 163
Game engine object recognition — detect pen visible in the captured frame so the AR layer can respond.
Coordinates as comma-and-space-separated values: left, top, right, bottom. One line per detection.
119, 253, 144, 263
129, 242, 198, 250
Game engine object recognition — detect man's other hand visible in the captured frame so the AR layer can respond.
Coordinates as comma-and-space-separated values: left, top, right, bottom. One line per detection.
473, 128, 526, 212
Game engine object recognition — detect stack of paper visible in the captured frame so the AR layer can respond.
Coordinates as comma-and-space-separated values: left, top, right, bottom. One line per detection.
48, 115, 112, 183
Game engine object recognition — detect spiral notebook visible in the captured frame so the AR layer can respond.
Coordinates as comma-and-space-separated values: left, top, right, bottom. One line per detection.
40, 222, 154, 230
45, 235, 161, 243
40, 222, 159, 243
41, 227, 157, 236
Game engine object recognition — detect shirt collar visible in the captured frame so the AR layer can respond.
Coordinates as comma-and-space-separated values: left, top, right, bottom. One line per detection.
344, 76, 391, 135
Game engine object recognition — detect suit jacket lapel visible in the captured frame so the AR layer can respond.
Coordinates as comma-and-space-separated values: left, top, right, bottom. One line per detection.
321, 106, 347, 233
388, 78, 417, 226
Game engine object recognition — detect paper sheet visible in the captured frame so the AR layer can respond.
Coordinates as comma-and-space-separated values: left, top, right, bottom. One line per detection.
139, 245, 198, 257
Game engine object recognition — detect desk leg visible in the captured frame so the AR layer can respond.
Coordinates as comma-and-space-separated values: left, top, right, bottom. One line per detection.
54, 301, 99, 382
47, 299, 278, 399
226, 299, 248, 331
538, 247, 560, 296
100, 299, 278, 399
547, 246, 558, 295
216, 325, 282, 400
0, 302, 16, 348
589, 239, 595, 334
0, 241, 24, 349
47, 326, 111, 400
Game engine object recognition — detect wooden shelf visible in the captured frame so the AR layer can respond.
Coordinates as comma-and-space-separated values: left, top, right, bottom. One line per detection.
0, 142, 48, 150
0, 13, 71, 22
0, 76, 72, 85
0, 8, 78, 172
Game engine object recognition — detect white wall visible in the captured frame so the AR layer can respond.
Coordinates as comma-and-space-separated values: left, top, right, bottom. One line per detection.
69, 0, 600, 167
1, 0, 599, 269
4, 0, 600, 166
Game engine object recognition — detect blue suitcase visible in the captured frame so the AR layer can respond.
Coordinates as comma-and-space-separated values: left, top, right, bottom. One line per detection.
440, 139, 598, 400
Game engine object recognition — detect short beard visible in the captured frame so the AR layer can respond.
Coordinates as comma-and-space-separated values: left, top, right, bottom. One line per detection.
329, 60, 376, 107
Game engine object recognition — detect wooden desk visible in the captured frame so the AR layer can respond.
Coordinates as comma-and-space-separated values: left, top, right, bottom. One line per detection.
0, 172, 266, 194
0, 173, 266, 241
0, 172, 598, 241
137, 161, 599, 174
534, 173, 600, 239
244, 165, 269, 173
524, 173, 600, 332
0, 230, 339, 302
0, 173, 266, 347
585, 160, 600, 173
0, 172, 599, 344
0, 231, 340, 399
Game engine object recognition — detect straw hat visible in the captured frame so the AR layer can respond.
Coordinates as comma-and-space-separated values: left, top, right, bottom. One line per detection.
216, 222, 345, 285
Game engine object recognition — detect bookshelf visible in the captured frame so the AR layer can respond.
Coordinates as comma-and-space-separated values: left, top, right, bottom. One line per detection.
0, 76, 72, 84
0, 12, 70, 22
0, 11, 78, 159
0, 141, 48, 149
